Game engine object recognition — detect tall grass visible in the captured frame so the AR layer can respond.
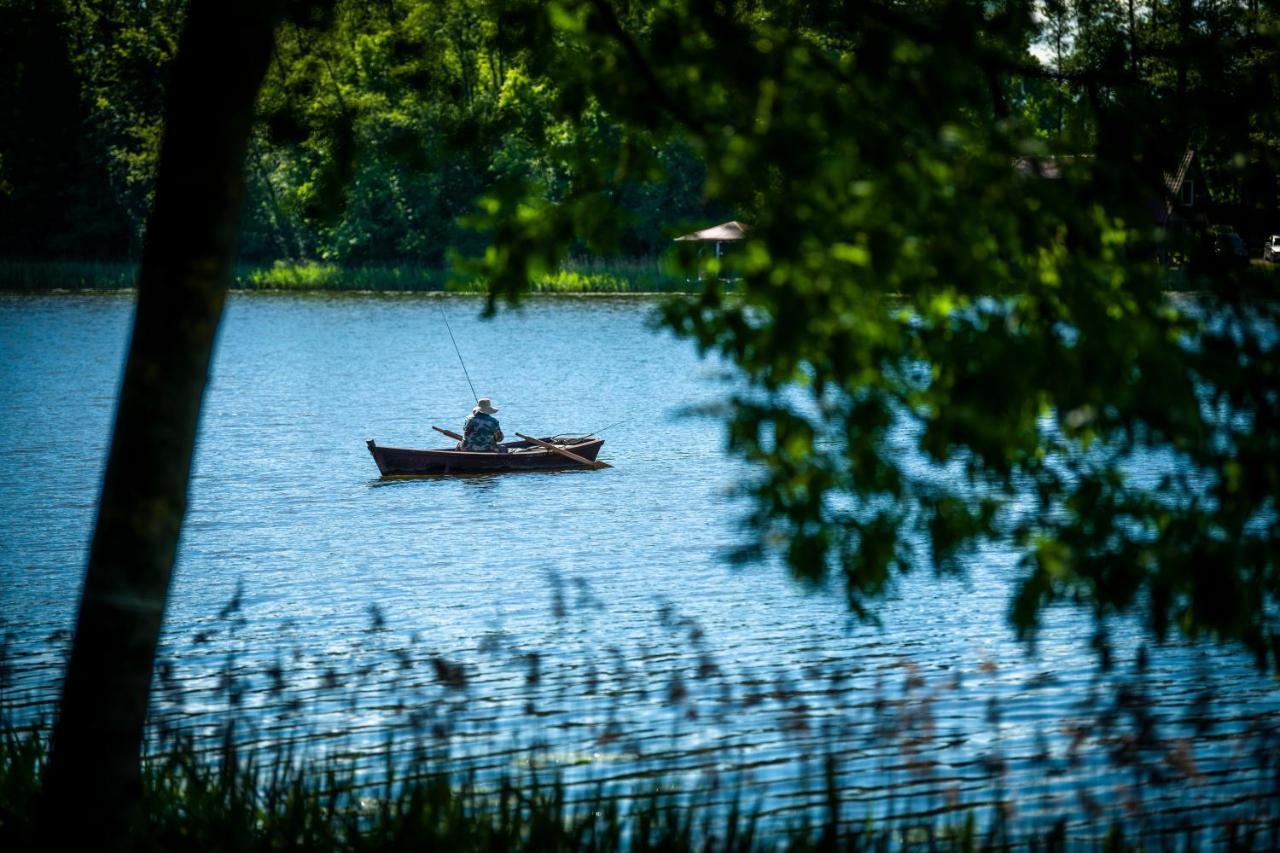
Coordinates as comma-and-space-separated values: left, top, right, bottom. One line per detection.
4, 580, 1279, 850
239, 261, 449, 291
4, 709, 1275, 850
8, 256, 1268, 294
0, 259, 691, 294
11, 717, 1266, 851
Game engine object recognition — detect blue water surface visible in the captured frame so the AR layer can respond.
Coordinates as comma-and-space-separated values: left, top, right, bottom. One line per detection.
1, 291, 1277, 837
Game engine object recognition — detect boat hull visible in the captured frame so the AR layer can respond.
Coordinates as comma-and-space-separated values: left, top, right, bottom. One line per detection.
366, 437, 604, 476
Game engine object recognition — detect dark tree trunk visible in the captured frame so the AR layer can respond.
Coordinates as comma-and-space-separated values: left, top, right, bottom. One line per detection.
1055, 20, 1064, 139
38, 0, 285, 845
1127, 0, 1138, 74
1176, 0, 1190, 140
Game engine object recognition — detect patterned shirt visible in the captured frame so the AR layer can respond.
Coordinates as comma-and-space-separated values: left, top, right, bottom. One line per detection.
461, 411, 502, 451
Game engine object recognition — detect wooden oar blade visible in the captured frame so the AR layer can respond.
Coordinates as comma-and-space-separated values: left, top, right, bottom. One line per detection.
514, 432, 607, 470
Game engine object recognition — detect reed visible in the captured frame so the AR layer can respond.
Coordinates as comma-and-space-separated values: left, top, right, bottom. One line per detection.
5, 579, 1279, 851
237, 261, 448, 291
0, 718, 1075, 852
556, 256, 687, 292
0, 259, 692, 293
5, 713, 1272, 851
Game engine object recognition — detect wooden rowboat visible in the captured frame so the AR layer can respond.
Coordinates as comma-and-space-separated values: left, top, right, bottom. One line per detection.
366, 435, 606, 476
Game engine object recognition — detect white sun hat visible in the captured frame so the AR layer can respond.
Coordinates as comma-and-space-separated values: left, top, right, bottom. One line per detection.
475, 398, 499, 414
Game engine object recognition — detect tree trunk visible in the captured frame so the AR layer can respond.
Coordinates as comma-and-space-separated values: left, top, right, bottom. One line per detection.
1127, 0, 1138, 75
252, 133, 305, 261
1055, 17, 1064, 139
1175, 0, 1190, 141
38, 0, 286, 846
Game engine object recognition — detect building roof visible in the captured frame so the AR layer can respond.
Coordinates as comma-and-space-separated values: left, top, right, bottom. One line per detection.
1155, 147, 1203, 225
1014, 148, 1206, 227
674, 221, 749, 242
1163, 147, 1196, 199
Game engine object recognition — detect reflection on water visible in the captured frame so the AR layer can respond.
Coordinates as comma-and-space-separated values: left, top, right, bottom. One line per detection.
1, 291, 1278, 838
368, 467, 601, 487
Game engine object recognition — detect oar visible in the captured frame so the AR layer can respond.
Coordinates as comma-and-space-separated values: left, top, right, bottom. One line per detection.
432, 425, 465, 441
515, 433, 609, 469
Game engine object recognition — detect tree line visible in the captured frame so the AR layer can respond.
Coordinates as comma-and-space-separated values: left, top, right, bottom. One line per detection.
0, 0, 716, 263
2, 0, 1276, 266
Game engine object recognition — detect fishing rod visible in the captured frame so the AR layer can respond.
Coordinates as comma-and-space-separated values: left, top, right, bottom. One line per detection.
440, 302, 621, 437
438, 304, 478, 404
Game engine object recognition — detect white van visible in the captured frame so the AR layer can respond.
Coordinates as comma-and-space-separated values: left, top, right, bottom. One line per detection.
1265, 235, 1280, 263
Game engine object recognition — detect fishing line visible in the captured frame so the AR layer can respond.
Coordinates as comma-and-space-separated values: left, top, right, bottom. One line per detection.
439, 304, 478, 404
588, 417, 629, 432
550, 417, 629, 438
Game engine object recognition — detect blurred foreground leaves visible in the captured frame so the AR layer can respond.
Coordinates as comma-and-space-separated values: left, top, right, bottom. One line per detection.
471, 0, 1280, 667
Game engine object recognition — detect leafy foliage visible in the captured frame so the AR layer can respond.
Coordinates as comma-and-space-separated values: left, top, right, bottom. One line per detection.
0, 0, 715, 263
468, 0, 1280, 667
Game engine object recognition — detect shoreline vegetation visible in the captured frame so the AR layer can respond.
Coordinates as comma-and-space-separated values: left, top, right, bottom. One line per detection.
0, 722, 1111, 852
6, 698, 1277, 853
6, 594, 1279, 851
5, 722, 1273, 851
6, 685, 1278, 853
3, 259, 1275, 297
0, 259, 693, 295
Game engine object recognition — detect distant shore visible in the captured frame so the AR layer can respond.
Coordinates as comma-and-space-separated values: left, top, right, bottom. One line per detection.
0, 259, 694, 294
4, 258, 1271, 296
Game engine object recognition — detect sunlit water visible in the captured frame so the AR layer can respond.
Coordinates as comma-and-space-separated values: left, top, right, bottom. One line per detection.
1, 291, 1277, 838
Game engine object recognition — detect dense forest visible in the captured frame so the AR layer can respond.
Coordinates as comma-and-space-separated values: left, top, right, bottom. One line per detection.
1, 0, 1277, 266
0, 0, 711, 263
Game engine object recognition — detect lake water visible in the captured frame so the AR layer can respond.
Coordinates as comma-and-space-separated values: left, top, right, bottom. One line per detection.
1, 291, 1278, 838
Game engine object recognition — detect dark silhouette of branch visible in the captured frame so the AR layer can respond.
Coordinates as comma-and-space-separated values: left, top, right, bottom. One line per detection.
587, 0, 706, 135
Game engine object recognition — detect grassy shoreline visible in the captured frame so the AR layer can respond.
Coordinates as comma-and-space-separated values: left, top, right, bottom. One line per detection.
6, 593, 1279, 851
4, 259, 1273, 297
0, 259, 693, 294
6, 719, 1275, 851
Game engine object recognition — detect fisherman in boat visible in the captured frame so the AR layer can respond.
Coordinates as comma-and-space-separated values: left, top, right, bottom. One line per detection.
460, 398, 506, 452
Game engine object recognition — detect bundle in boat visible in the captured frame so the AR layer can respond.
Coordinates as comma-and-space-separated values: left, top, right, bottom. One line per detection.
366, 430, 607, 476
